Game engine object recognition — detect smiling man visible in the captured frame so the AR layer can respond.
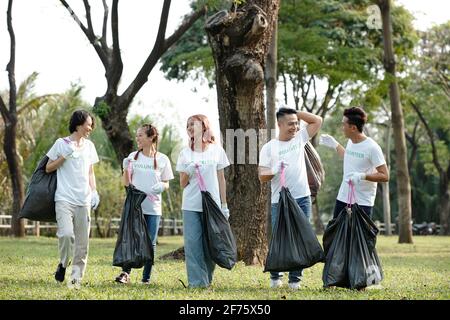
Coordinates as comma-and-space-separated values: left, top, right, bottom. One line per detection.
258, 107, 322, 290
319, 107, 389, 219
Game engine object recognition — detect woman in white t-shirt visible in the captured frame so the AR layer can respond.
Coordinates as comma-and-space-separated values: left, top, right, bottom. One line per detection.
176, 114, 230, 288
46, 110, 100, 289
115, 124, 174, 284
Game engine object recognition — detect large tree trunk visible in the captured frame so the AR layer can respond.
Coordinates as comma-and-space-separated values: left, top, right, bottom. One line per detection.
206, 1, 280, 265
377, 0, 413, 243
1, 0, 25, 237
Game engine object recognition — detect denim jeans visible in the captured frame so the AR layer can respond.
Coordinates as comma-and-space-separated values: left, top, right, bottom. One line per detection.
123, 214, 160, 282
270, 196, 312, 284
332, 200, 373, 219
183, 210, 215, 288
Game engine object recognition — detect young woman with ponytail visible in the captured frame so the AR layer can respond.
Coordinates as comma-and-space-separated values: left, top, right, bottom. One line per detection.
115, 123, 174, 284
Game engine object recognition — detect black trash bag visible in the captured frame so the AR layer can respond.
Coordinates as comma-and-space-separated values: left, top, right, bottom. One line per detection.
264, 187, 325, 272
322, 208, 351, 287
304, 142, 325, 198
348, 205, 383, 289
201, 190, 237, 270
322, 203, 383, 289
113, 185, 154, 269
18, 156, 57, 222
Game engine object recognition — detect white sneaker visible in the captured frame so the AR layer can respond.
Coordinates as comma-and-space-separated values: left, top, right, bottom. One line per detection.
68, 278, 81, 290
288, 282, 300, 290
270, 279, 283, 288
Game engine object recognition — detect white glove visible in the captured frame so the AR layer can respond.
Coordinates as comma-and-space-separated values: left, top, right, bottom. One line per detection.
319, 134, 339, 149
345, 172, 366, 185
151, 182, 166, 194
61, 142, 77, 159
221, 204, 230, 220
91, 190, 100, 210
185, 163, 201, 177
271, 161, 288, 176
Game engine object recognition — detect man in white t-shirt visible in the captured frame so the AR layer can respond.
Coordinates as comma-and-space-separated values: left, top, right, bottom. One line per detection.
319, 107, 389, 219
46, 110, 100, 289
258, 107, 322, 290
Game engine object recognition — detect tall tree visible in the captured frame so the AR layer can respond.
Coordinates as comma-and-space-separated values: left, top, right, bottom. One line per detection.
0, 0, 25, 236
205, 0, 280, 264
59, 0, 206, 162
376, 0, 413, 243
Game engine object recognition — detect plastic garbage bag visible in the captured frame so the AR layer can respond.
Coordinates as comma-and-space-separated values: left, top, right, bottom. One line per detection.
304, 142, 325, 198
195, 166, 237, 270
113, 185, 154, 269
322, 208, 351, 287
264, 165, 325, 272
348, 205, 383, 289
201, 190, 237, 270
322, 182, 383, 289
18, 156, 57, 222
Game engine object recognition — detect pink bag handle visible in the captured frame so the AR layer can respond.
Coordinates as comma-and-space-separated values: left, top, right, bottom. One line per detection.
195, 164, 207, 192
280, 162, 286, 188
347, 181, 356, 207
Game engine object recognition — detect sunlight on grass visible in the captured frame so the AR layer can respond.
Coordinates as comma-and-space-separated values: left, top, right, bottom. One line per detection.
0, 235, 449, 300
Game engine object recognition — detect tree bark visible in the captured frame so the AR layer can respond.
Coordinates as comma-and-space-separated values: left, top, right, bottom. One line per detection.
1, 0, 25, 237
377, 0, 413, 243
206, 1, 280, 265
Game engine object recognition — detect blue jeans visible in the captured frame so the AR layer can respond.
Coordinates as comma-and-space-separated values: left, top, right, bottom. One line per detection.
183, 210, 215, 288
270, 196, 312, 284
123, 214, 160, 282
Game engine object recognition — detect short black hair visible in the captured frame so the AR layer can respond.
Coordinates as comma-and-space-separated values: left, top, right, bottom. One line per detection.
69, 110, 95, 133
343, 107, 367, 133
276, 107, 297, 121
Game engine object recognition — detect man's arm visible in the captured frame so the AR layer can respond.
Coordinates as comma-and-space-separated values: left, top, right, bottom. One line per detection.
297, 111, 323, 138
365, 164, 389, 183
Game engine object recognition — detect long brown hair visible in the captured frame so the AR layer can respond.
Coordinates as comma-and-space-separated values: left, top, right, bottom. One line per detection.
134, 123, 159, 169
187, 114, 215, 151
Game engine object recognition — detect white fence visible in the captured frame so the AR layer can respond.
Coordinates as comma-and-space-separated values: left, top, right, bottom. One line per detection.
0, 215, 183, 237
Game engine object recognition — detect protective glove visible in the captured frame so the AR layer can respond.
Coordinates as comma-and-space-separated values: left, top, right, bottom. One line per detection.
271, 161, 288, 176
91, 190, 100, 210
221, 203, 230, 220
319, 134, 339, 149
345, 172, 366, 185
151, 182, 166, 194
185, 163, 201, 177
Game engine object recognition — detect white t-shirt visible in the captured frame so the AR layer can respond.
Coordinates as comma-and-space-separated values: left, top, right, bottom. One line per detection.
47, 137, 99, 206
337, 137, 386, 206
124, 151, 174, 215
259, 128, 311, 204
176, 144, 230, 212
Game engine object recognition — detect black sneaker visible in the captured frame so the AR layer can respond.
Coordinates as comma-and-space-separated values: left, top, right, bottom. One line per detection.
115, 272, 130, 284
54, 263, 66, 282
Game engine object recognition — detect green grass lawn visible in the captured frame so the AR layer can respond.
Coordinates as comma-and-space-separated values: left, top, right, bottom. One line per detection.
0, 235, 449, 300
